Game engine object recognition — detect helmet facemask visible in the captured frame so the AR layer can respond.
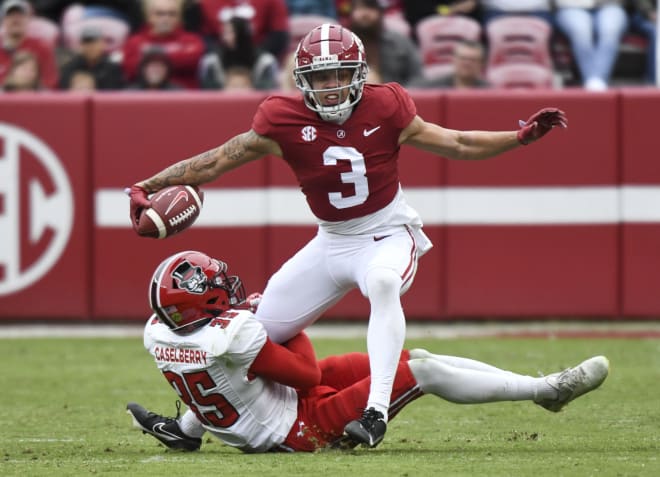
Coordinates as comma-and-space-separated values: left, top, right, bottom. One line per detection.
293, 24, 369, 124
208, 259, 246, 308
294, 59, 367, 123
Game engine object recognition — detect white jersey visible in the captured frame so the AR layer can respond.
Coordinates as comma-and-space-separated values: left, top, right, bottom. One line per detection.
319, 187, 432, 256
143, 310, 298, 453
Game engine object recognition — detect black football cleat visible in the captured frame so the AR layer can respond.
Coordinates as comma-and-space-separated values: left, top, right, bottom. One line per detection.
127, 401, 201, 451
343, 407, 387, 448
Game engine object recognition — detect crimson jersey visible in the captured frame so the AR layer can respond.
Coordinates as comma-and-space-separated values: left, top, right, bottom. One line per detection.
0, 37, 58, 89
252, 82, 416, 222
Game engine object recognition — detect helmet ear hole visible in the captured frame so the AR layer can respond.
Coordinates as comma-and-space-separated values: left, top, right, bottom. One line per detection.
205, 297, 228, 316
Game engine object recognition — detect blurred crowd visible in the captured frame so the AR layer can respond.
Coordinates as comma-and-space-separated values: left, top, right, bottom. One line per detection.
0, 0, 656, 93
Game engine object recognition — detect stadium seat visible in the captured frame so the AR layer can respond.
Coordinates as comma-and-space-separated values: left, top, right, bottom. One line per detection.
415, 15, 482, 67
26, 16, 61, 48
287, 15, 339, 54
486, 15, 553, 69
383, 12, 411, 38
486, 63, 555, 89
62, 16, 130, 53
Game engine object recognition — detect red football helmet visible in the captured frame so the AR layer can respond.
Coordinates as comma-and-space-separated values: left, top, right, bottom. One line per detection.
149, 251, 246, 332
294, 23, 368, 122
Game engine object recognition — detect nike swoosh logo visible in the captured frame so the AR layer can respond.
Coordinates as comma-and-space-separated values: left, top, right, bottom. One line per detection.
165, 190, 189, 216
373, 235, 391, 242
363, 126, 381, 137
153, 422, 179, 440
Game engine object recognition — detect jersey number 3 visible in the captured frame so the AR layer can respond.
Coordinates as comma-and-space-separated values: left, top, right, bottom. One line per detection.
324, 146, 368, 209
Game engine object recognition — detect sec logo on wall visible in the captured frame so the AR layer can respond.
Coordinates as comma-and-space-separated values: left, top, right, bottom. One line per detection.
0, 123, 74, 296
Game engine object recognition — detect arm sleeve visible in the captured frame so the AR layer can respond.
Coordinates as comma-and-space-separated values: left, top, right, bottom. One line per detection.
251, 98, 274, 136
249, 332, 321, 389
387, 82, 417, 129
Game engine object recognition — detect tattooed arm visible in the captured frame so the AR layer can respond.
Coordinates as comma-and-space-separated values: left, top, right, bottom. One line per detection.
136, 130, 282, 193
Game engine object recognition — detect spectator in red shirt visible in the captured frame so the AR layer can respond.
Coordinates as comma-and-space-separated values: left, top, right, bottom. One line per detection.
122, 0, 205, 89
199, 0, 289, 59
0, 0, 58, 89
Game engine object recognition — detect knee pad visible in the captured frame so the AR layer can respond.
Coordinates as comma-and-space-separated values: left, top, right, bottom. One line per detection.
365, 268, 402, 299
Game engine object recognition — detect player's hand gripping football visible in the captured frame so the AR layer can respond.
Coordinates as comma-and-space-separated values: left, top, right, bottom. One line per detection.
517, 108, 568, 145
126, 184, 151, 232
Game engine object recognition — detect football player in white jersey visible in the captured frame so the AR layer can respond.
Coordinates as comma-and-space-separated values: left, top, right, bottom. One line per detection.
127, 251, 609, 452
128, 24, 568, 448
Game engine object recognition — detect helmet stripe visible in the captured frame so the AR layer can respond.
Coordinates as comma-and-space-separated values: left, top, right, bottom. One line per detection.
320, 23, 330, 57
149, 250, 194, 327
150, 258, 170, 325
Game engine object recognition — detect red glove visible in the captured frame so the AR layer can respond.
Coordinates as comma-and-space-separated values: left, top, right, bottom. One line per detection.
517, 108, 568, 145
125, 184, 151, 232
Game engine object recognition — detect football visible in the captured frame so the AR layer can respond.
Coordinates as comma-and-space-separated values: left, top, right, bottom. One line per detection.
136, 185, 204, 239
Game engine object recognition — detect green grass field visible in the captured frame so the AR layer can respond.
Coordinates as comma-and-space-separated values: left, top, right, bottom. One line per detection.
2, 334, 659, 476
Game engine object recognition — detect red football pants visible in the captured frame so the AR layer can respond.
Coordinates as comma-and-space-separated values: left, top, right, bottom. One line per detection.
281, 350, 423, 451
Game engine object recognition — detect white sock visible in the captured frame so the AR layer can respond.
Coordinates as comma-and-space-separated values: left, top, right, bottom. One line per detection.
365, 268, 407, 422
179, 409, 206, 438
409, 357, 558, 403
409, 349, 521, 376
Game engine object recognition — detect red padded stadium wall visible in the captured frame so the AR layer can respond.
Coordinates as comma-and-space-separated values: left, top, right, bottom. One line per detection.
443, 90, 619, 317
0, 95, 92, 318
620, 89, 660, 316
2, 90, 660, 321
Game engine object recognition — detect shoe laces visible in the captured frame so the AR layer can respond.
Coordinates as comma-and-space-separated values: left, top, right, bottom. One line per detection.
147, 400, 182, 424
557, 366, 586, 393
359, 407, 384, 423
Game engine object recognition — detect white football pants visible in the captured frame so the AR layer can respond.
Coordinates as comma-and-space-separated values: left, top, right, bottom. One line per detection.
255, 225, 423, 419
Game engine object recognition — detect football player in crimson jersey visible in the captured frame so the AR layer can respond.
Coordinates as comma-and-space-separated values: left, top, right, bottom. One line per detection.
127, 251, 609, 453
128, 23, 568, 448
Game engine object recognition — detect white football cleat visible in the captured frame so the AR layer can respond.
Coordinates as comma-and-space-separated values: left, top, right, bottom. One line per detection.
535, 356, 609, 412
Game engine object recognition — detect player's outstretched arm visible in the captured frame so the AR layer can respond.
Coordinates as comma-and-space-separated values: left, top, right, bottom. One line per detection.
399, 108, 567, 161
249, 333, 321, 389
136, 129, 281, 193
